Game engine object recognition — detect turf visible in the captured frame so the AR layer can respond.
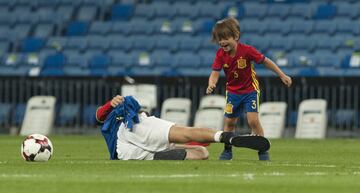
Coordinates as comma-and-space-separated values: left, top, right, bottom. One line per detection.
1, 135, 360, 193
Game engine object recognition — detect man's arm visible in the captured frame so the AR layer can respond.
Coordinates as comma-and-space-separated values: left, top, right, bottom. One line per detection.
262, 57, 292, 87
96, 95, 124, 123
206, 70, 220, 94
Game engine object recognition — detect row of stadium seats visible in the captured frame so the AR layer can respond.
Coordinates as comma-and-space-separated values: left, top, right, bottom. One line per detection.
2, 17, 360, 42
3, 1, 360, 23
0, 102, 359, 130
0, 49, 358, 77
3, 33, 359, 54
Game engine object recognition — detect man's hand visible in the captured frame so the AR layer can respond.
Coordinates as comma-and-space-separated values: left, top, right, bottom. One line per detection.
206, 83, 216, 94
110, 95, 124, 107
280, 75, 292, 87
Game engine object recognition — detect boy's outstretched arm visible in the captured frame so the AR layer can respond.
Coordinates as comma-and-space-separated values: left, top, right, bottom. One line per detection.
206, 71, 220, 94
262, 57, 292, 87
96, 95, 124, 123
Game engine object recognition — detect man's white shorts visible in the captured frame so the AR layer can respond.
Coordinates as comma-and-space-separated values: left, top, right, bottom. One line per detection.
116, 112, 175, 160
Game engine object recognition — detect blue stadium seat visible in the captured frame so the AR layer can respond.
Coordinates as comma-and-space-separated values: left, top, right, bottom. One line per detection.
21, 37, 45, 53
195, 19, 215, 34
65, 37, 88, 52
134, 3, 155, 19
335, 19, 356, 35
77, 5, 98, 21
288, 3, 311, 19
243, 3, 267, 19
111, 3, 134, 21
313, 21, 336, 35
314, 35, 339, 52
82, 105, 98, 126
266, 19, 291, 36
154, 35, 178, 52
33, 23, 54, 38
130, 19, 154, 35
13, 103, 26, 126
0, 103, 12, 126
313, 4, 337, 20
287, 110, 298, 127
14, 9, 36, 25
178, 36, 202, 52
0, 12, 15, 26
198, 50, 214, 67
56, 5, 74, 22
174, 2, 198, 19
334, 109, 356, 127
111, 22, 132, 35
241, 19, 267, 35
57, 103, 80, 126
201, 37, 218, 52
151, 50, 174, 67
109, 50, 134, 67
315, 52, 341, 67
267, 4, 290, 19
13, 24, 32, 40
0, 41, 9, 53
248, 35, 270, 53
132, 35, 155, 51
108, 35, 133, 52
89, 22, 112, 35
335, 2, 359, 19
269, 36, 293, 51
88, 54, 111, 76
43, 52, 66, 69
37, 8, 60, 24
66, 21, 89, 36
152, 2, 177, 19
196, 2, 223, 19
290, 20, 314, 35
86, 35, 110, 52
291, 35, 316, 52
41, 53, 66, 76
174, 51, 201, 68
63, 54, 90, 76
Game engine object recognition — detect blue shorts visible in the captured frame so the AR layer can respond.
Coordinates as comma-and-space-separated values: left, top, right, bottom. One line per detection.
224, 91, 260, 118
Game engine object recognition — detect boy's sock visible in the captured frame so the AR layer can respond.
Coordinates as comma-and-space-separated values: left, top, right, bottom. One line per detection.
219, 132, 234, 145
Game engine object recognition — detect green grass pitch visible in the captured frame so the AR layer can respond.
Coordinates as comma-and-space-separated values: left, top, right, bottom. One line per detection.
1, 135, 360, 193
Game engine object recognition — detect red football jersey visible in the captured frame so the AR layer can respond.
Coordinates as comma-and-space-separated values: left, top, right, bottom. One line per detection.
212, 43, 265, 94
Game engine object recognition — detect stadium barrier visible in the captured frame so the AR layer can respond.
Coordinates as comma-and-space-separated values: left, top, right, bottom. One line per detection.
0, 76, 358, 137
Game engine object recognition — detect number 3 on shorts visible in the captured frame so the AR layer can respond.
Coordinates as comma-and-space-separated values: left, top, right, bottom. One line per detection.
251, 100, 256, 109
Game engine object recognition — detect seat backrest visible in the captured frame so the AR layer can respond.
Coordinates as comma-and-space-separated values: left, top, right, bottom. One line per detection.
295, 99, 327, 139
199, 95, 226, 110
194, 109, 223, 131
259, 102, 287, 138
160, 98, 191, 126
121, 84, 157, 111
20, 96, 56, 136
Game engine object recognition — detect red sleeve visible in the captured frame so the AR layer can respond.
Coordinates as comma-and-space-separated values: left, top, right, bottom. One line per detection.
96, 101, 113, 123
246, 45, 265, 64
211, 49, 223, 71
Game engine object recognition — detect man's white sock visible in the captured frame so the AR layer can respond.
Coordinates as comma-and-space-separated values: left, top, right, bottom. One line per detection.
214, 131, 223, 142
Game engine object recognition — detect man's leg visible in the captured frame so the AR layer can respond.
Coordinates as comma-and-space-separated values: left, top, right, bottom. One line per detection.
247, 112, 270, 161
218, 117, 237, 160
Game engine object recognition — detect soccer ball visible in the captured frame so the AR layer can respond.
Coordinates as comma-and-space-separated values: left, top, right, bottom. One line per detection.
21, 134, 53, 162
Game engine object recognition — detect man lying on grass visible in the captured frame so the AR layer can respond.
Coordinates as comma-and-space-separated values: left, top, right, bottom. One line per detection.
96, 95, 270, 160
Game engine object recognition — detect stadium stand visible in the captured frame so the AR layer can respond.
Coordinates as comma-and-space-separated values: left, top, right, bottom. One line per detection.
0, 0, 359, 134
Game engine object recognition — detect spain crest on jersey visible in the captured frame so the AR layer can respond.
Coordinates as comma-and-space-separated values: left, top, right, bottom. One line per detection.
237, 58, 247, 69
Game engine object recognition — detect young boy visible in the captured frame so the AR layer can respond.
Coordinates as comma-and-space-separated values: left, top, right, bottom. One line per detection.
206, 17, 292, 160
